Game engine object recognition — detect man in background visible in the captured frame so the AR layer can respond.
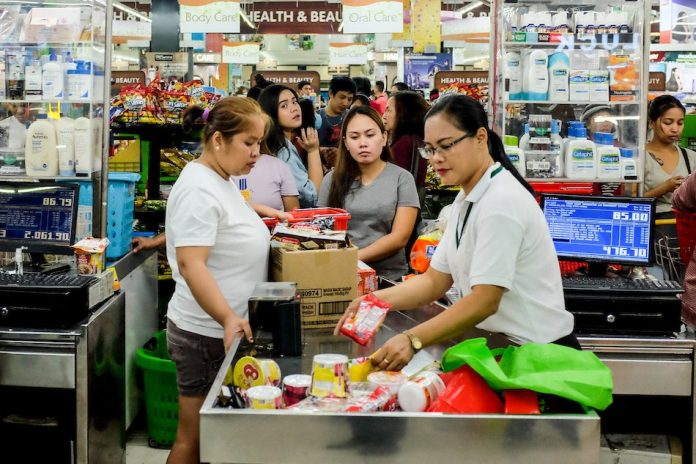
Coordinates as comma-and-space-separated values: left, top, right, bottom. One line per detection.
371, 80, 388, 115
317, 76, 356, 168
297, 80, 313, 97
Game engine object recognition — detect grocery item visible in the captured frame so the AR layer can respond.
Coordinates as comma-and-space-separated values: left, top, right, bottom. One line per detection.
367, 371, 407, 395
503, 135, 525, 175
25, 113, 58, 177
344, 385, 393, 413
522, 50, 548, 101
67, 60, 92, 101
42, 53, 64, 99
282, 374, 312, 407
74, 117, 92, 174
340, 294, 391, 345
310, 354, 350, 398
398, 371, 446, 412
348, 357, 377, 382
595, 132, 621, 181
565, 125, 597, 179
609, 53, 638, 102
233, 356, 281, 389
72, 237, 109, 274
25, 61, 42, 101
246, 386, 282, 410
54, 117, 75, 176
505, 52, 522, 100
357, 261, 377, 296
547, 52, 569, 102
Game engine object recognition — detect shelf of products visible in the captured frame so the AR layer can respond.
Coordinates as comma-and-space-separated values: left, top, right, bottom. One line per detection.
491, 0, 650, 185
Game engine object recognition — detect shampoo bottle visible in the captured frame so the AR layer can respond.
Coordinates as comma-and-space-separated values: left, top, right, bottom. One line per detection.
548, 52, 570, 101
505, 52, 523, 100
523, 50, 549, 101
74, 117, 92, 174
25, 113, 58, 177
595, 132, 621, 180
503, 135, 526, 175
53, 117, 75, 176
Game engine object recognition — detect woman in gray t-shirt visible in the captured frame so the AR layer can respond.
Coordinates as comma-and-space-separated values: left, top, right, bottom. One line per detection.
318, 106, 420, 281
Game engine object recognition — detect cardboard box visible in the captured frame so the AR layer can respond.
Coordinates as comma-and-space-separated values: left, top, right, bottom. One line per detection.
270, 244, 358, 329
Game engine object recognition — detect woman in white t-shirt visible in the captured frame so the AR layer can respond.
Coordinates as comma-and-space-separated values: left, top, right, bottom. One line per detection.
335, 95, 576, 371
165, 97, 271, 464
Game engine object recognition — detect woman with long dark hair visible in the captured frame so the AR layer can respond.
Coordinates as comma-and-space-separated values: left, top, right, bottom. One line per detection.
318, 106, 420, 281
259, 84, 322, 207
335, 95, 576, 370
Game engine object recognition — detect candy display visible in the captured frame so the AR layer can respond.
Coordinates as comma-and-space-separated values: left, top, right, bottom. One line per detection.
340, 294, 391, 345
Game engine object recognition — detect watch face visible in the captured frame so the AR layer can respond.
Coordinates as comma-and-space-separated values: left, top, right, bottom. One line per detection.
412, 339, 422, 350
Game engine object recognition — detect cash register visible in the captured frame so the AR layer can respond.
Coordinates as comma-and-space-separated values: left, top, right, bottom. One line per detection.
540, 194, 683, 335
0, 182, 109, 328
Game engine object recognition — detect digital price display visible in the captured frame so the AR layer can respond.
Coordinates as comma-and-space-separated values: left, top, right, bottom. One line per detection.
540, 195, 656, 265
0, 183, 78, 253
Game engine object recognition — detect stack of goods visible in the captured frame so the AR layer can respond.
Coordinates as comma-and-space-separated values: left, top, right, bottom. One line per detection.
438, 81, 488, 105
271, 220, 349, 251
110, 80, 224, 125
160, 147, 198, 178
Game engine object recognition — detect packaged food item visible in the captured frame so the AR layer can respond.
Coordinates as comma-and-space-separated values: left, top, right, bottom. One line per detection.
271, 224, 348, 251
310, 354, 350, 398
160, 90, 191, 124
287, 396, 347, 412
357, 261, 377, 296
340, 294, 391, 345
348, 357, 377, 382
233, 356, 281, 389
398, 371, 446, 412
367, 371, 407, 395
282, 374, 312, 407
344, 385, 393, 413
246, 386, 282, 410
72, 237, 109, 274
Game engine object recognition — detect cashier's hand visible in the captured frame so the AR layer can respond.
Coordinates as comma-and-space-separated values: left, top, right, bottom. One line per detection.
333, 295, 367, 336
371, 334, 413, 372
223, 313, 253, 352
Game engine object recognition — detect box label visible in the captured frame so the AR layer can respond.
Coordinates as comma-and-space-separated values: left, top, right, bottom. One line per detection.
318, 300, 349, 315
299, 288, 322, 298
301, 303, 316, 317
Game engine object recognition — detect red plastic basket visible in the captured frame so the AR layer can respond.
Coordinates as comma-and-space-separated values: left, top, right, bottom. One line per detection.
263, 217, 279, 231
288, 208, 351, 231
674, 209, 696, 265
530, 182, 594, 205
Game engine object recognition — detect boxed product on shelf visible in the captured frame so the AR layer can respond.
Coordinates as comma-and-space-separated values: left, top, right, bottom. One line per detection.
19, 7, 82, 43
609, 53, 639, 102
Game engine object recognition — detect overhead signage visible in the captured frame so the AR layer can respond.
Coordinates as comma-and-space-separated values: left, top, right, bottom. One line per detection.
146, 52, 189, 80
240, 1, 342, 34
179, 0, 240, 33
433, 71, 488, 89
342, 0, 404, 34
111, 71, 146, 96
222, 41, 260, 64
112, 19, 151, 44
194, 52, 221, 64
251, 71, 321, 93
329, 43, 368, 65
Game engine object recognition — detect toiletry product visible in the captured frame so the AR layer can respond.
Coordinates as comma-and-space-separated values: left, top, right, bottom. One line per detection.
0, 113, 26, 149
589, 70, 609, 101
523, 50, 549, 101
609, 53, 638, 102
53, 116, 75, 176
504, 135, 526, 175
25, 113, 58, 177
620, 148, 637, 180
42, 52, 63, 99
595, 132, 621, 180
584, 12, 596, 35
25, 60, 42, 101
550, 119, 564, 177
565, 125, 597, 179
519, 124, 530, 152
0, 51, 6, 98
0, 148, 25, 175
574, 12, 585, 35
7, 50, 25, 100
537, 12, 552, 33
569, 70, 590, 101
548, 52, 570, 101
62, 52, 76, 98
505, 52, 523, 100
552, 12, 569, 33
67, 60, 91, 101
73, 116, 91, 174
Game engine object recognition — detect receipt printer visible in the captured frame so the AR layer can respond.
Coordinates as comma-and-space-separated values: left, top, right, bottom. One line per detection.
248, 282, 302, 356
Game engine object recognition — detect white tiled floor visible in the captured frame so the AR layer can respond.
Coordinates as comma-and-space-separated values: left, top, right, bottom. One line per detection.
126, 427, 169, 464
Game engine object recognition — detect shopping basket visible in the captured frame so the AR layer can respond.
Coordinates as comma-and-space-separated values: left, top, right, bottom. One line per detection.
135, 330, 178, 448
263, 207, 352, 232
655, 235, 686, 282
674, 209, 696, 265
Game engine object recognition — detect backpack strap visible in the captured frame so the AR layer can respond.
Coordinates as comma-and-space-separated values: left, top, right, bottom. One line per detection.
680, 146, 692, 174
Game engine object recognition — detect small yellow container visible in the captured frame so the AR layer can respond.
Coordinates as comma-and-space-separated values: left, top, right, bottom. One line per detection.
310, 354, 350, 398
246, 386, 282, 409
233, 357, 282, 389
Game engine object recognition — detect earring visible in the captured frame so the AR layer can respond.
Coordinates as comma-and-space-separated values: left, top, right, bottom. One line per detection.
216, 145, 220, 150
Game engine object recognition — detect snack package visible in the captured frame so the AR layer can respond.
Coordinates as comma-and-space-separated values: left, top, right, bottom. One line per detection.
343, 385, 393, 413
357, 261, 377, 296
410, 222, 444, 274
72, 237, 109, 274
160, 90, 191, 124
271, 224, 348, 250
340, 294, 391, 345
348, 357, 378, 382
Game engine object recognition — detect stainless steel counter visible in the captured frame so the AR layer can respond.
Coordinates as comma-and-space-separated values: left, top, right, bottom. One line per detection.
200, 301, 600, 464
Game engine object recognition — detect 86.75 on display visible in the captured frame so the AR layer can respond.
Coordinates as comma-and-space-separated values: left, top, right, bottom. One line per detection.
24, 231, 70, 241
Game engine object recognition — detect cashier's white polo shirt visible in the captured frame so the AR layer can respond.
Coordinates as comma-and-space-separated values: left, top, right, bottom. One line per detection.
430, 163, 573, 344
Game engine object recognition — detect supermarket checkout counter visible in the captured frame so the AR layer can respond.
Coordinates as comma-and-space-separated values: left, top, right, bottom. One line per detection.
200, 299, 600, 464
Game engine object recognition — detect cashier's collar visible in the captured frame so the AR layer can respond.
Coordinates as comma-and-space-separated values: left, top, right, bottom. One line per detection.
453, 162, 504, 207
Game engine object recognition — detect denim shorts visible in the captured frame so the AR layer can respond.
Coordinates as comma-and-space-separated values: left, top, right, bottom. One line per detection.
167, 319, 226, 397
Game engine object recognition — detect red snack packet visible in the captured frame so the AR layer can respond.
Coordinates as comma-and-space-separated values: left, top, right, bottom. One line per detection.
340, 294, 391, 345
344, 385, 392, 413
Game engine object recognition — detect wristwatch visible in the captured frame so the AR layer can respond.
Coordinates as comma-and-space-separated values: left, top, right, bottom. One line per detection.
402, 330, 422, 352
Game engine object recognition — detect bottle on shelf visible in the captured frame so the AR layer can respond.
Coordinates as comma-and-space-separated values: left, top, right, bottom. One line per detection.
548, 52, 570, 102
42, 52, 64, 100
595, 132, 621, 180
523, 50, 549, 101
565, 124, 597, 180
74, 117, 92, 174
503, 135, 526, 175
25, 112, 58, 177
519, 123, 530, 151
25, 60, 42, 101
550, 119, 564, 177
620, 148, 638, 180
506, 51, 523, 100
53, 116, 75, 177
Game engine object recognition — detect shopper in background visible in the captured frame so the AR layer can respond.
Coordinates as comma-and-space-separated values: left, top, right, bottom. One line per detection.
335, 95, 576, 370
297, 80, 313, 97
246, 74, 272, 101
383, 90, 429, 192
644, 95, 696, 241
391, 82, 410, 94
317, 76, 356, 169
352, 76, 372, 97
165, 97, 271, 464
672, 176, 696, 326
351, 93, 371, 109
580, 104, 616, 139
429, 88, 440, 103
371, 80, 388, 115
234, 86, 247, 96
318, 106, 420, 281
259, 84, 322, 207
230, 154, 299, 212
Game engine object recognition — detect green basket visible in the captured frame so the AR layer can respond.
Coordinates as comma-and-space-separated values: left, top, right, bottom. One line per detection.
135, 330, 178, 448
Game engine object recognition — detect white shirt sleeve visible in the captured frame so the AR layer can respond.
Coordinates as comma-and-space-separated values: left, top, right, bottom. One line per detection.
168, 187, 221, 248
468, 212, 524, 290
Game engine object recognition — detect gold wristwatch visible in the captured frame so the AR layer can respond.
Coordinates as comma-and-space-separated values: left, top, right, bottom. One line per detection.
403, 330, 422, 352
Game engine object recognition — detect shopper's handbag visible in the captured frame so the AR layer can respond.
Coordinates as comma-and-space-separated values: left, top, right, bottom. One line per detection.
440, 337, 613, 410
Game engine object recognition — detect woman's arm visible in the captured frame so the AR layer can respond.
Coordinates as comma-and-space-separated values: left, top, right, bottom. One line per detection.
282, 195, 300, 212
297, 128, 323, 194
176, 246, 253, 350
358, 206, 419, 263
251, 202, 293, 222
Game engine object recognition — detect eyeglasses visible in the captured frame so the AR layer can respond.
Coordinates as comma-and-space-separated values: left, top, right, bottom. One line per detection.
418, 133, 473, 160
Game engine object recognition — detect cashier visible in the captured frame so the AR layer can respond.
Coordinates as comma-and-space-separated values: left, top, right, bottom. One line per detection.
335, 95, 577, 371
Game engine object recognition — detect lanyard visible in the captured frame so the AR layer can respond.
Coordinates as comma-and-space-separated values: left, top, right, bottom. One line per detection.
454, 165, 504, 249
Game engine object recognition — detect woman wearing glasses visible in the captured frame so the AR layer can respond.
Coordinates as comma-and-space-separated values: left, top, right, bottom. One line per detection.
335, 95, 576, 370
318, 106, 420, 281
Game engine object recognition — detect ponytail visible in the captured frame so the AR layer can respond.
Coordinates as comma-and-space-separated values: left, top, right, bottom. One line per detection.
486, 128, 535, 196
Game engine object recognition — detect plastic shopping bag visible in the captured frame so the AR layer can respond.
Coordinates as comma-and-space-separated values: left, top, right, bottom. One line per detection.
440, 338, 613, 410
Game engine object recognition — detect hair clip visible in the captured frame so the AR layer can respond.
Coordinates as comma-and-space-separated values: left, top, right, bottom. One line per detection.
202, 107, 211, 122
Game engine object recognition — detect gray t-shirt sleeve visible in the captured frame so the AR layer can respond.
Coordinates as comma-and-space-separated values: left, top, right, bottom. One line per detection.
396, 170, 421, 208
317, 171, 333, 207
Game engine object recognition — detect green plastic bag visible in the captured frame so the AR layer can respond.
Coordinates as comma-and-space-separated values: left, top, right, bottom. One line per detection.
441, 338, 613, 410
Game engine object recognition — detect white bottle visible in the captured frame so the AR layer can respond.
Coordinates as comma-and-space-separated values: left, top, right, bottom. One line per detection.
53, 117, 75, 176
523, 50, 549, 101
565, 125, 597, 179
504, 135, 526, 176
505, 52, 523, 100
595, 132, 621, 180
25, 113, 58, 177
550, 119, 565, 177
548, 52, 570, 102
519, 124, 531, 152
67, 61, 92, 101
25, 60, 42, 101
74, 117, 92, 174
42, 53, 64, 100
589, 70, 609, 102
620, 148, 638, 180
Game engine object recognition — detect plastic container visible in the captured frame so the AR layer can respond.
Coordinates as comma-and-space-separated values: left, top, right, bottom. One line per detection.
522, 50, 549, 101
135, 330, 178, 448
398, 371, 446, 412
310, 354, 350, 398
503, 135, 525, 175
0, 148, 25, 175
505, 51, 523, 100
42, 53, 63, 99
548, 52, 570, 102
595, 132, 621, 181
246, 386, 283, 410
620, 148, 638, 180
367, 371, 407, 395
288, 207, 351, 231
565, 126, 597, 179
25, 113, 58, 177
674, 209, 696, 265
282, 374, 312, 407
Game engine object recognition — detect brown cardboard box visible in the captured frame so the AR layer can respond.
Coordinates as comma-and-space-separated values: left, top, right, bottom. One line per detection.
270, 245, 358, 329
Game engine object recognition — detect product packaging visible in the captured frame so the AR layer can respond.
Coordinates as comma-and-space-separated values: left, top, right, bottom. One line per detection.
609, 53, 638, 102
245, 386, 282, 410
25, 113, 58, 177
340, 294, 391, 345
348, 357, 378, 382
357, 261, 378, 296
72, 237, 109, 274
367, 371, 407, 396
310, 354, 350, 398
271, 223, 349, 251
343, 385, 393, 413
398, 371, 446, 412
282, 374, 312, 407
233, 356, 282, 390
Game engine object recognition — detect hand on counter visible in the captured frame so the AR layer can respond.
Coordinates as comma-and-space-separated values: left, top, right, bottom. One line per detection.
371, 333, 414, 372
223, 313, 253, 352
333, 294, 367, 336
132, 233, 166, 253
